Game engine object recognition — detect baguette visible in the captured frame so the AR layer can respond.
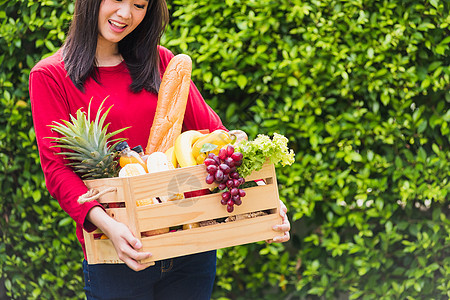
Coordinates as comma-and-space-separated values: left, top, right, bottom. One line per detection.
145, 54, 192, 154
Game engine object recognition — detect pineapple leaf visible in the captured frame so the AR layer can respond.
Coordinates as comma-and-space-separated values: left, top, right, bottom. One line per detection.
46, 97, 128, 179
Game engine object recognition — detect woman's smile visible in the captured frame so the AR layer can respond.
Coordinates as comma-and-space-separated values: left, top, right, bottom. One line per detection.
108, 19, 128, 32
98, 0, 148, 45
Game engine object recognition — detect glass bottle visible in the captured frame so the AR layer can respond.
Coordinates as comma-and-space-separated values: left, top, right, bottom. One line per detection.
116, 141, 148, 172
131, 145, 149, 164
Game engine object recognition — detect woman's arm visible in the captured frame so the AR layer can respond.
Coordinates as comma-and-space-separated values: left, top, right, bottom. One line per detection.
29, 68, 101, 231
30, 64, 151, 270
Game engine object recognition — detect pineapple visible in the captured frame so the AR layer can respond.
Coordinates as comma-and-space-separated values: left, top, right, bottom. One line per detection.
48, 99, 129, 179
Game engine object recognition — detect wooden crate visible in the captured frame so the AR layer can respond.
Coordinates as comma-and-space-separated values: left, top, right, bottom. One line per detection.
83, 162, 282, 264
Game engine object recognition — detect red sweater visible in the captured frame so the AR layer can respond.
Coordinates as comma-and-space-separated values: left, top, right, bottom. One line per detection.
29, 46, 226, 258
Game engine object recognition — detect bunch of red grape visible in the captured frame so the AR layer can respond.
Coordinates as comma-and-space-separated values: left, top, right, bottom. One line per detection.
204, 145, 246, 213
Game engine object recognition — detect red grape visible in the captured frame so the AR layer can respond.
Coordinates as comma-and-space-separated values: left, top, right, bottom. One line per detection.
204, 158, 216, 166
226, 179, 234, 188
238, 189, 246, 197
206, 165, 218, 174
231, 152, 243, 162
238, 177, 245, 185
224, 157, 235, 167
234, 196, 242, 206
227, 205, 234, 213
208, 153, 216, 159
230, 188, 238, 196
226, 145, 235, 156
232, 195, 240, 203
219, 148, 227, 160
230, 172, 240, 179
219, 163, 231, 174
227, 199, 234, 207
218, 183, 227, 190
215, 169, 224, 182
213, 156, 221, 165
222, 191, 231, 201
205, 174, 215, 184
233, 179, 240, 187
221, 198, 227, 205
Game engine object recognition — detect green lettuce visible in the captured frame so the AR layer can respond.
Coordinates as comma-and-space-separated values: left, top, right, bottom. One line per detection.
236, 133, 295, 177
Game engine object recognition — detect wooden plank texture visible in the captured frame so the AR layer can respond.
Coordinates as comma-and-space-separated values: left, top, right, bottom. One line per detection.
91, 213, 282, 264
137, 184, 278, 231
83, 162, 282, 265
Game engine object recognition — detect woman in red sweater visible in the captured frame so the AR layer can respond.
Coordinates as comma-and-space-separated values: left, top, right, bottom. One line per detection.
29, 0, 290, 299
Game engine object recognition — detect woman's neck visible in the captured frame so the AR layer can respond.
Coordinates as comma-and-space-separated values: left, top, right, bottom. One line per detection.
96, 37, 123, 67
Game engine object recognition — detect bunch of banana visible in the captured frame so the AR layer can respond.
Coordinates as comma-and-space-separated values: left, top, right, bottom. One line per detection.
171, 129, 247, 168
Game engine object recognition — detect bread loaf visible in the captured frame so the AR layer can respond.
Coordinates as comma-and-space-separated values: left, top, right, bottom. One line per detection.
145, 54, 192, 154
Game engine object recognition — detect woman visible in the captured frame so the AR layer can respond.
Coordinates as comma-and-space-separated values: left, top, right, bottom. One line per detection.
29, 0, 290, 298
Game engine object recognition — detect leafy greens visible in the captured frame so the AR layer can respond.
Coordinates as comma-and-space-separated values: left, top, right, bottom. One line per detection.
236, 133, 295, 177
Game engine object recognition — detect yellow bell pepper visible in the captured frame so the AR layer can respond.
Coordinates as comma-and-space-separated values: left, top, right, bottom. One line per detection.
191, 130, 232, 163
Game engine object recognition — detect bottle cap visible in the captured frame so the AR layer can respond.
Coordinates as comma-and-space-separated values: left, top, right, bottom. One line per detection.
115, 141, 129, 152
131, 145, 144, 154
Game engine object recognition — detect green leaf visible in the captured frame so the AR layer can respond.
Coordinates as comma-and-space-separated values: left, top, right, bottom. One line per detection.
429, 0, 439, 8
200, 142, 218, 153
58, 217, 74, 227
236, 74, 247, 89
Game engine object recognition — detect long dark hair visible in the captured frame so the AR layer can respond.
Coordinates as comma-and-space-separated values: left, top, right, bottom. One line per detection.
63, 0, 169, 94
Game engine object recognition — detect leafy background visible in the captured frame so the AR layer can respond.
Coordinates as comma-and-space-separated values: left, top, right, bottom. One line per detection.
1, 0, 449, 299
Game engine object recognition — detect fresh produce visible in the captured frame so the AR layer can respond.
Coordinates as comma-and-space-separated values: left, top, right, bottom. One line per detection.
145, 54, 192, 154
118, 163, 147, 177
235, 132, 295, 177
147, 151, 184, 202
165, 146, 177, 168
174, 130, 205, 167
48, 100, 128, 179
201, 131, 295, 213
146, 152, 173, 173
191, 129, 232, 163
203, 145, 246, 213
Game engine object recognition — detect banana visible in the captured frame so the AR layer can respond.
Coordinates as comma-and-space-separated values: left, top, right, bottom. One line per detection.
165, 146, 178, 169
174, 130, 205, 167
174, 130, 204, 229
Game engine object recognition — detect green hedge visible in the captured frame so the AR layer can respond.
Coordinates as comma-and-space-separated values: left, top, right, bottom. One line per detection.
1, 0, 449, 299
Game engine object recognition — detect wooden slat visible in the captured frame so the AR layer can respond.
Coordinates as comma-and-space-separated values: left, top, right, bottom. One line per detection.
91, 213, 282, 264
122, 177, 141, 242
128, 162, 275, 201
136, 184, 279, 231
88, 239, 120, 264
140, 214, 282, 263
83, 161, 275, 202
84, 229, 97, 263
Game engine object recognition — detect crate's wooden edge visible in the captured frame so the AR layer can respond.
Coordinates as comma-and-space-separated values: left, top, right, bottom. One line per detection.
136, 183, 279, 231
86, 181, 279, 235
86, 213, 282, 265
140, 213, 282, 263
83, 162, 276, 201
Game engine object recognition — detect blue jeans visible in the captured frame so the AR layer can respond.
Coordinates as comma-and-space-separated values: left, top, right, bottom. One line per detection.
83, 251, 216, 300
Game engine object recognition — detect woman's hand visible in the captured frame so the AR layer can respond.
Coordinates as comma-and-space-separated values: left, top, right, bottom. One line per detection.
267, 200, 290, 243
87, 206, 153, 271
